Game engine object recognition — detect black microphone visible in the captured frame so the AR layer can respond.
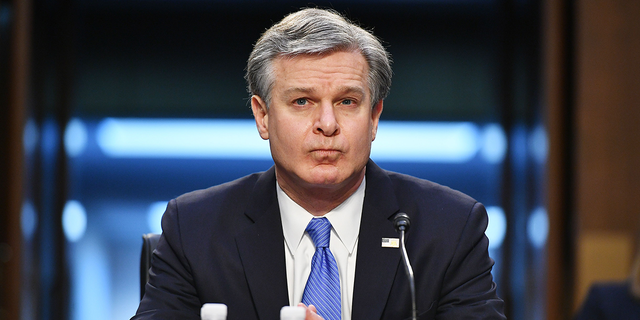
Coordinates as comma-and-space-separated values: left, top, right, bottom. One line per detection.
393, 212, 411, 233
393, 212, 417, 320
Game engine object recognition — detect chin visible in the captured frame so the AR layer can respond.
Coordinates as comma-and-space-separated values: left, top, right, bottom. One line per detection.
305, 169, 343, 186
307, 175, 343, 186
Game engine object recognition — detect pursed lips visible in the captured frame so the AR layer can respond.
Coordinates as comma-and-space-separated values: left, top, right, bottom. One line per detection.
310, 148, 342, 161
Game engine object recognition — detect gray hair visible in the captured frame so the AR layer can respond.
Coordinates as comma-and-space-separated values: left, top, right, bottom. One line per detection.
245, 8, 392, 108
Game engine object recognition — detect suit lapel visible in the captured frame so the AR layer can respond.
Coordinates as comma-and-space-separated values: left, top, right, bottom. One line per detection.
235, 167, 289, 319
352, 160, 402, 319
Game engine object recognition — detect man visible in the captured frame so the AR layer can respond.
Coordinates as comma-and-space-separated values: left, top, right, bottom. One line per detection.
133, 8, 505, 320
573, 236, 640, 320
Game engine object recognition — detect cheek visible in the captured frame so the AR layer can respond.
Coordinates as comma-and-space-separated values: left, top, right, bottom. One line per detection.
271, 119, 306, 153
346, 121, 375, 154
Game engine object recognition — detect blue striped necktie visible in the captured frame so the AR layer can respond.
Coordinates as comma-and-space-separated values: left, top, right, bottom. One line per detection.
301, 217, 341, 320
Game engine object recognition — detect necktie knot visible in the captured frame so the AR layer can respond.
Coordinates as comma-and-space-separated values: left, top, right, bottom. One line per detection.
306, 217, 331, 248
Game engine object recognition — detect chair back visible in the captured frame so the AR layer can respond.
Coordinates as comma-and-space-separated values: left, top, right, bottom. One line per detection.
140, 233, 161, 300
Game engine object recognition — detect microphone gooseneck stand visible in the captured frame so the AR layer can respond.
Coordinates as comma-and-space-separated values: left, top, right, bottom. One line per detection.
394, 213, 417, 320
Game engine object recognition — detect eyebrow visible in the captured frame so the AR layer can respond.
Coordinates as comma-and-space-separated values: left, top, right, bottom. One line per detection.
337, 86, 366, 97
283, 87, 315, 96
283, 86, 366, 98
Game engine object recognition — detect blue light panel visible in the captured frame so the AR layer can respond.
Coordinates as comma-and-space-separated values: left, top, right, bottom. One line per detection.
96, 118, 485, 163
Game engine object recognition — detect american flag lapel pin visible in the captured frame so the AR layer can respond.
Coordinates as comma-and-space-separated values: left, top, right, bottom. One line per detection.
381, 237, 400, 248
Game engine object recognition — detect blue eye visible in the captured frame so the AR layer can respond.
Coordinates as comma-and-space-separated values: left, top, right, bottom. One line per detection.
341, 99, 353, 105
295, 98, 307, 105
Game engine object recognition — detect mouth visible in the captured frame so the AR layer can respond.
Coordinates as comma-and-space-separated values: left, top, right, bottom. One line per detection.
311, 149, 342, 161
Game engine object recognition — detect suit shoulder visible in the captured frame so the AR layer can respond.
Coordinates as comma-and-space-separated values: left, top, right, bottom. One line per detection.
384, 170, 478, 207
588, 281, 632, 298
175, 171, 263, 206
164, 171, 269, 236
382, 169, 486, 236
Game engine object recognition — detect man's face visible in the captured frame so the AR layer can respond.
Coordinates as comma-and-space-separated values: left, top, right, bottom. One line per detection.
252, 50, 383, 192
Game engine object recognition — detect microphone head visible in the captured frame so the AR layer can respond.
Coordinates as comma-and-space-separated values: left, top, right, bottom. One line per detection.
393, 212, 411, 233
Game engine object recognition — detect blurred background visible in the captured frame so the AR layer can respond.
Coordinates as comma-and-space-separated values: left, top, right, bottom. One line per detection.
1, 0, 638, 319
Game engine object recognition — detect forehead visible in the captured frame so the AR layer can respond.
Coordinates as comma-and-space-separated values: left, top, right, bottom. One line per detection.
270, 51, 369, 93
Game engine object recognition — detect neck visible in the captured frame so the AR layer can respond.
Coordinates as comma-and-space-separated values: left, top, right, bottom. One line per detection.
277, 169, 365, 216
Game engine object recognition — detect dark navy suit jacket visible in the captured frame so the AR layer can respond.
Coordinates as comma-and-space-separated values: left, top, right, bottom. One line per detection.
132, 160, 505, 319
574, 281, 640, 320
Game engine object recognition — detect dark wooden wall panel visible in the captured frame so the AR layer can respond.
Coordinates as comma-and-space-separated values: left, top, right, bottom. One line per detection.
576, 0, 640, 233
573, 0, 640, 310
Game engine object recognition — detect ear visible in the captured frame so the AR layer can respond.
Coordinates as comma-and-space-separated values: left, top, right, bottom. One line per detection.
251, 95, 269, 140
370, 100, 384, 141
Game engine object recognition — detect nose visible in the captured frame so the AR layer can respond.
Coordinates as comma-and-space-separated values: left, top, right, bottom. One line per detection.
314, 102, 339, 136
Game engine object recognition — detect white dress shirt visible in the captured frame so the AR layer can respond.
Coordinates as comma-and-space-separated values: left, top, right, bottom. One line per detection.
277, 178, 365, 320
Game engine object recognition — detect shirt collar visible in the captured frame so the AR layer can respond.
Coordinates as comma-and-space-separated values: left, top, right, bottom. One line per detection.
278, 177, 365, 256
